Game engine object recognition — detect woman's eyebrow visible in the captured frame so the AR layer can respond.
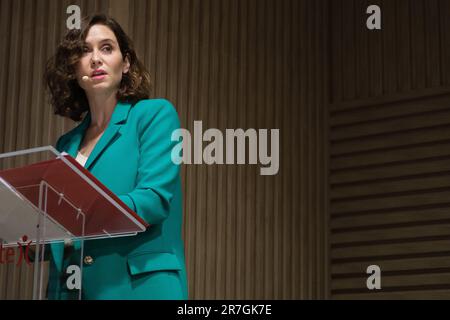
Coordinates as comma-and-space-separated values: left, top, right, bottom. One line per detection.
99, 38, 116, 44
84, 38, 117, 45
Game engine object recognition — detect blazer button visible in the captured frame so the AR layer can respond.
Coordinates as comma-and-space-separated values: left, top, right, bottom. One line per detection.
84, 255, 94, 265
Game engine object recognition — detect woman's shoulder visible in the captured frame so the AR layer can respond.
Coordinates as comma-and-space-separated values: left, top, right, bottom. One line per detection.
132, 98, 176, 115
131, 98, 180, 127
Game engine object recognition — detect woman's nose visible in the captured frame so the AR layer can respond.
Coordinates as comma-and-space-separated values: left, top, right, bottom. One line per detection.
90, 51, 102, 67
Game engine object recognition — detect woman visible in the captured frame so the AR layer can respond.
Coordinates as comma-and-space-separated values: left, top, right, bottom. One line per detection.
44, 14, 187, 300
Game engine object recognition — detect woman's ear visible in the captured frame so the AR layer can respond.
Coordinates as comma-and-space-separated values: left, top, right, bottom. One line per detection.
123, 54, 131, 74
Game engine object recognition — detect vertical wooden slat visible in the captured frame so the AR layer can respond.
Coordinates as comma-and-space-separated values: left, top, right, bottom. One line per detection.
30, 0, 49, 164
263, 0, 275, 299
396, 0, 411, 92
225, 0, 238, 299
235, 0, 247, 299
0, 0, 13, 164
205, 0, 219, 299
307, 0, 315, 298
185, 0, 200, 299
215, 0, 229, 299
410, 0, 426, 90
290, 0, 300, 299
273, 0, 282, 299
254, 0, 266, 299
155, 0, 169, 98
331, 0, 343, 103
132, 0, 148, 81
369, 1, 383, 96
167, 0, 180, 112
299, 0, 308, 299
281, 0, 292, 299
3, 0, 24, 171
382, 0, 397, 95
244, 0, 256, 299
41, 0, 59, 149
355, 0, 369, 99
6, 0, 23, 284
15, 0, 34, 168
317, 0, 327, 299
439, 0, 450, 87
12, 0, 35, 294
314, 0, 321, 297
146, 0, 157, 91
176, 0, 190, 290
109, 0, 129, 33
312, 0, 321, 298
425, 0, 440, 88
197, 0, 210, 299
323, 0, 331, 299
342, 0, 356, 100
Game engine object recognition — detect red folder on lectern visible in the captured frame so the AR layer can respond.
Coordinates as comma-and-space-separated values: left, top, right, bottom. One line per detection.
0, 154, 148, 238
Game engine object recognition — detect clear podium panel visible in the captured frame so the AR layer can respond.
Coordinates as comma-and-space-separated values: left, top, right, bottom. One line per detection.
0, 179, 85, 299
0, 146, 148, 300
0, 180, 74, 246
34, 206, 85, 300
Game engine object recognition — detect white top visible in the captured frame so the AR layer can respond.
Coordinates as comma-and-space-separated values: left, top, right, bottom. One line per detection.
75, 151, 88, 167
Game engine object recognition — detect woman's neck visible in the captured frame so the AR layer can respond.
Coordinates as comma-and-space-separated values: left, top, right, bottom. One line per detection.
86, 91, 117, 130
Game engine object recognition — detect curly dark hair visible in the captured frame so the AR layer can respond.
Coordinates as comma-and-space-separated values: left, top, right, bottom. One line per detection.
44, 14, 151, 121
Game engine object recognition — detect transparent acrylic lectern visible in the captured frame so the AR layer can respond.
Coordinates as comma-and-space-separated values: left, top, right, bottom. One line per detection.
0, 146, 148, 300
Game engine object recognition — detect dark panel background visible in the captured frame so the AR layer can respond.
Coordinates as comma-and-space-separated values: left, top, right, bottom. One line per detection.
329, 0, 450, 299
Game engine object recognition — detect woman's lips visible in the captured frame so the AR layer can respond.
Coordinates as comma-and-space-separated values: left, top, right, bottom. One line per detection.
92, 74, 106, 80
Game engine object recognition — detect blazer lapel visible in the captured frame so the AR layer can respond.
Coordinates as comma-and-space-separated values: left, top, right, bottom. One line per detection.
64, 101, 133, 170
84, 101, 133, 170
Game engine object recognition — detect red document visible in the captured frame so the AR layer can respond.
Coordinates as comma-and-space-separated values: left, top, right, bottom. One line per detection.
0, 154, 148, 239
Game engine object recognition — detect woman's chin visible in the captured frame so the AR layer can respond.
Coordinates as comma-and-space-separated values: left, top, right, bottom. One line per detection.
90, 83, 112, 91
85, 85, 116, 97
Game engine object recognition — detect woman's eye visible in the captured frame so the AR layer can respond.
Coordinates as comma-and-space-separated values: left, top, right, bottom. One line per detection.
102, 45, 112, 53
82, 47, 90, 53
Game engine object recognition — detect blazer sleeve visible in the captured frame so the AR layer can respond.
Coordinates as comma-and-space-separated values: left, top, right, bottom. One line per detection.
118, 100, 181, 225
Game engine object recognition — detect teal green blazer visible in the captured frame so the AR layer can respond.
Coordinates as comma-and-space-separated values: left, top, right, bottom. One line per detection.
48, 99, 187, 300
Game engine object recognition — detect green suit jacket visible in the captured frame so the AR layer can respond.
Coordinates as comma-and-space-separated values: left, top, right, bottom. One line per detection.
48, 99, 187, 300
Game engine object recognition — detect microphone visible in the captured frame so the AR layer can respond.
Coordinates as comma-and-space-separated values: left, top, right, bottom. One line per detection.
82, 75, 89, 81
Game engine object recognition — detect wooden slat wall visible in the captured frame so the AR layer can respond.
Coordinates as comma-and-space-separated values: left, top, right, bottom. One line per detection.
127, 0, 328, 299
0, 0, 329, 299
330, 0, 450, 299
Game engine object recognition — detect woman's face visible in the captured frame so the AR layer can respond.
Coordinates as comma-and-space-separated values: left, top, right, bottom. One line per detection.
76, 24, 130, 95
